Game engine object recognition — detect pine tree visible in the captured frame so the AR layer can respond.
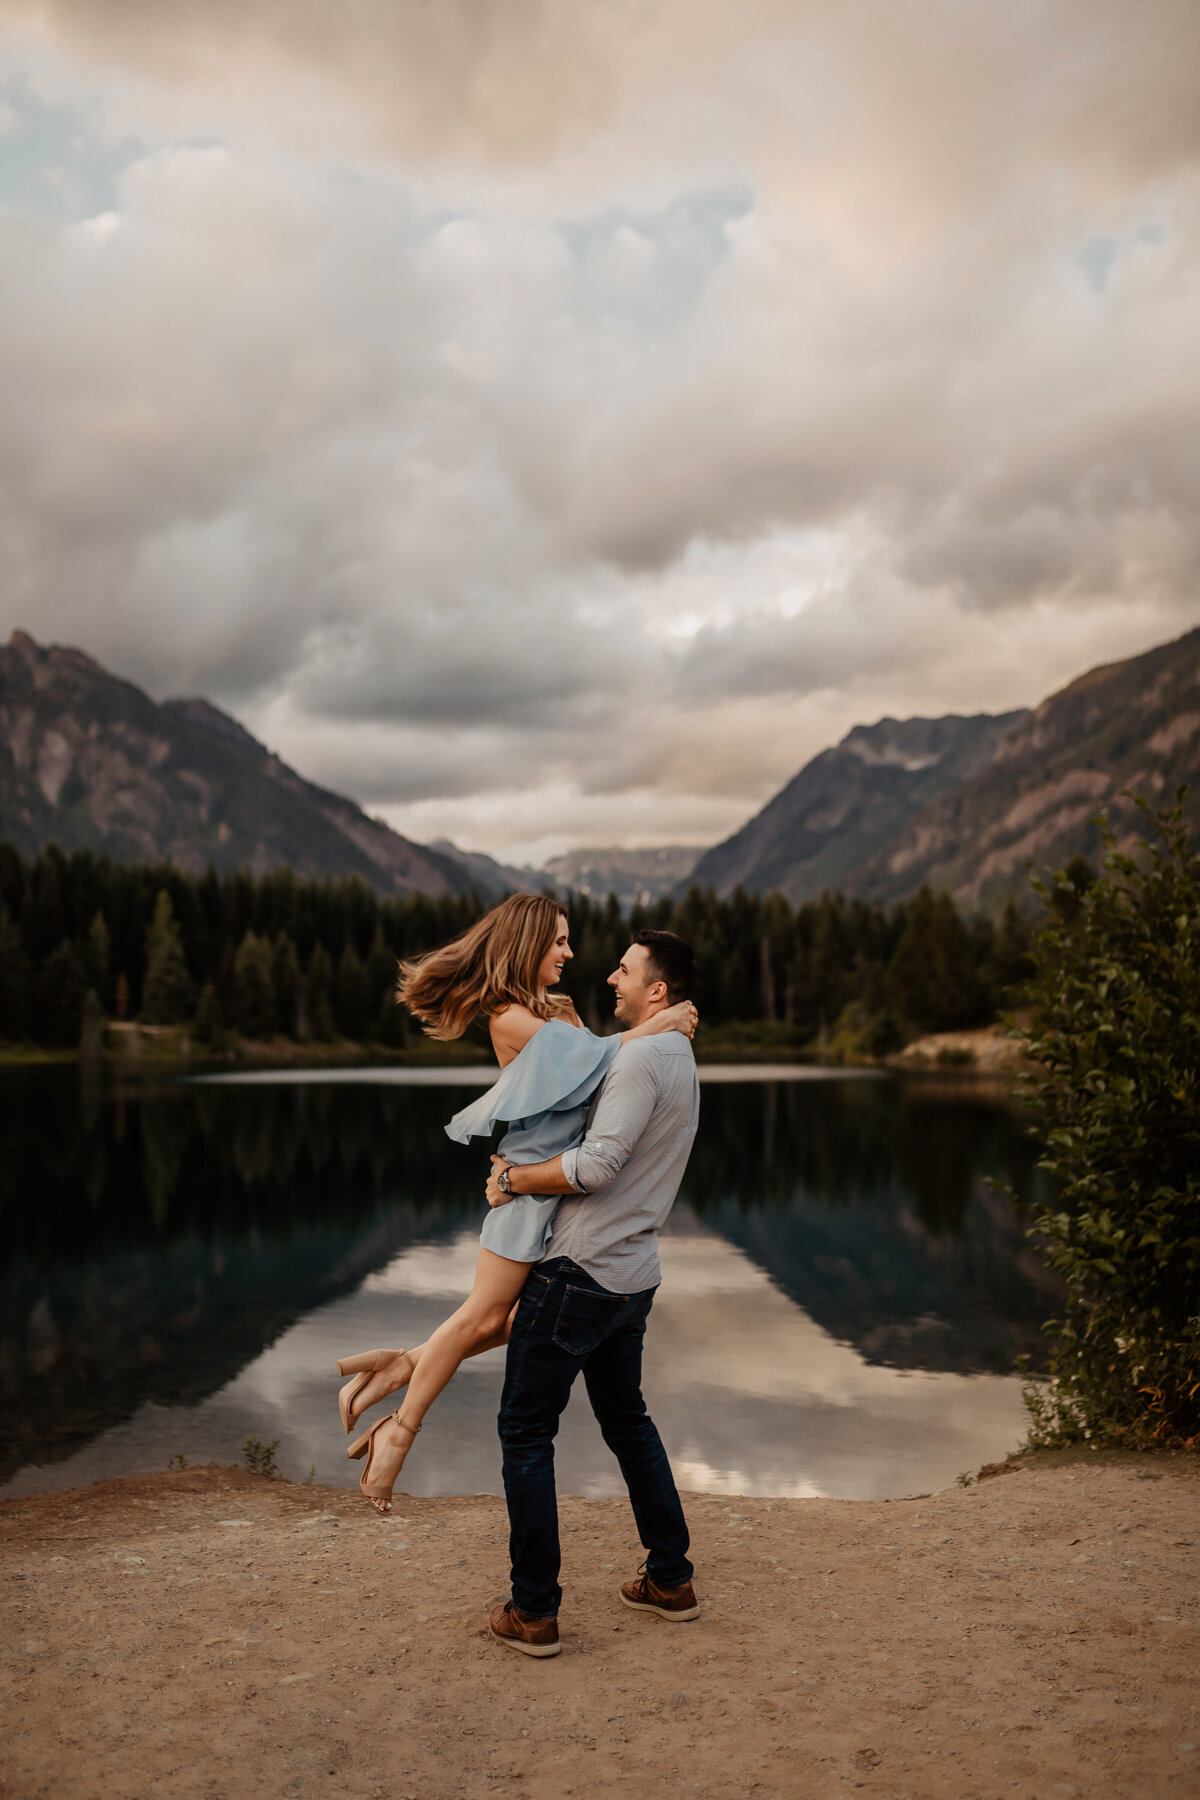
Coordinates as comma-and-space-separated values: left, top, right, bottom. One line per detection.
84, 910, 112, 1009
79, 988, 104, 1059
271, 932, 302, 1038
27, 844, 67, 964
36, 940, 86, 1046
884, 887, 986, 1034
984, 896, 1034, 1008
0, 905, 30, 1040
307, 942, 337, 1041
142, 891, 195, 1024
758, 893, 793, 1021
365, 927, 397, 1039
233, 931, 276, 1039
335, 943, 369, 1041
192, 981, 230, 1052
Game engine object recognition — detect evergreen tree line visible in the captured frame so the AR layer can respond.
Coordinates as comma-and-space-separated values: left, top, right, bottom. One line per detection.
0, 839, 1041, 1052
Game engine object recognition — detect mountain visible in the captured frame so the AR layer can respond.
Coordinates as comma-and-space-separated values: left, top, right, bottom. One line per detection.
852, 625, 1200, 912
542, 844, 705, 908
688, 625, 1200, 912
0, 630, 475, 896
429, 839, 535, 900
688, 713, 1024, 903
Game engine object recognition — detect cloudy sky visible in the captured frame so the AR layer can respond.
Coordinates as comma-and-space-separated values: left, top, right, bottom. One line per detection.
1, 1, 1198, 863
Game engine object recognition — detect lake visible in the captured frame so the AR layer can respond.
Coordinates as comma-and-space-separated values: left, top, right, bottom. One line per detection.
0, 1062, 1057, 1503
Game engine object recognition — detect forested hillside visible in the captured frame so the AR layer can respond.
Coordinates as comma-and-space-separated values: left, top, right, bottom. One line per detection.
0, 630, 496, 897
0, 842, 1036, 1056
853, 627, 1200, 911
690, 626, 1200, 912
688, 713, 1022, 902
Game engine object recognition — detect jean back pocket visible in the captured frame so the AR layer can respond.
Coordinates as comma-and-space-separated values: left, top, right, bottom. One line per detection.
551, 1282, 627, 1358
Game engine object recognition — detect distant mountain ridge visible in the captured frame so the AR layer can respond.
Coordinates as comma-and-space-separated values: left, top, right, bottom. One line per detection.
852, 627, 1200, 912
688, 712, 1025, 903
9, 624, 1200, 915
0, 631, 495, 897
688, 626, 1200, 910
429, 839, 533, 899
542, 844, 704, 908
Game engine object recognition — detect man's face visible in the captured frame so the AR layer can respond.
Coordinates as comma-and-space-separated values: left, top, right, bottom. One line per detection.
608, 944, 664, 1027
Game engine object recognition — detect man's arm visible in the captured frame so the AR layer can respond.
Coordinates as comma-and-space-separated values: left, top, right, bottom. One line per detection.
486, 1152, 572, 1204
485, 1047, 660, 1207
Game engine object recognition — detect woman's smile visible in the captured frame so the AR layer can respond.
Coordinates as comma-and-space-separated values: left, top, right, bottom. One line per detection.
538, 915, 573, 989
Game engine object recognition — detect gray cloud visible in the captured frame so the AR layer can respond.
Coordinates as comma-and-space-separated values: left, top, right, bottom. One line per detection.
1, 0, 1199, 856
1, 0, 639, 161
10, 1, 1200, 179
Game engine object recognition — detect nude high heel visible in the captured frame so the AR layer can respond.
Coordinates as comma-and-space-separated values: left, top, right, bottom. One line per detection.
335, 1349, 415, 1434
347, 1411, 420, 1516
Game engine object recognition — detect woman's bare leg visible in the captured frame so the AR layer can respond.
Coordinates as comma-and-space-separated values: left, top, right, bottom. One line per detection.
339, 1348, 419, 1421
353, 1251, 529, 1493
340, 1298, 520, 1424
348, 1319, 514, 1406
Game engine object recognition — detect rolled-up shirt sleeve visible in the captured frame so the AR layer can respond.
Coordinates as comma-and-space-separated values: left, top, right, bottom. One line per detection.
559, 1049, 660, 1193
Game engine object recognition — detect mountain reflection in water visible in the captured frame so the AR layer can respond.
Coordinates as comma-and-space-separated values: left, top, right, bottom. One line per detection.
0, 1065, 1056, 1498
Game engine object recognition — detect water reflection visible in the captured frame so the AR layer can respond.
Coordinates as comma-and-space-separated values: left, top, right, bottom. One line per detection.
0, 1065, 1055, 1499
689, 1079, 1056, 1373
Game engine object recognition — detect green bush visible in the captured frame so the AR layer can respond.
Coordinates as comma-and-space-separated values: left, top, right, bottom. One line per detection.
1018, 795, 1200, 1451
242, 1434, 281, 1480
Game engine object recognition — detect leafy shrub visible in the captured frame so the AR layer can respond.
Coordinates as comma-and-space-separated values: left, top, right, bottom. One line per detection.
242, 1434, 282, 1479
1018, 795, 1200, 1450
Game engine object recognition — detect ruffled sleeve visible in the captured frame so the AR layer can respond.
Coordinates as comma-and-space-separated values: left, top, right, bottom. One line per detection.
445, 1020, 621, 1144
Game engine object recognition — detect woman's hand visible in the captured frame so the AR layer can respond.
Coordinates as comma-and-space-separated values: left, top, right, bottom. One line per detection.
486, 1155, 515, 1208
652, 1000, 699, 1039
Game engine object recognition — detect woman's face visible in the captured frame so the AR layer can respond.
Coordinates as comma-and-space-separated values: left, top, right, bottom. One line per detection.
537, 915, 573, 990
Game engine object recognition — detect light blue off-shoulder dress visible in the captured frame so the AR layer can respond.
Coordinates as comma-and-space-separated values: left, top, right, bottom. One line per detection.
445, 1019, 621, 1264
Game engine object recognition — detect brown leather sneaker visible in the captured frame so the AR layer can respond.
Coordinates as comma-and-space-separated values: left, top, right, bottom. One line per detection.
620, 1566, 700, 1621
489, 1600, 562, 1657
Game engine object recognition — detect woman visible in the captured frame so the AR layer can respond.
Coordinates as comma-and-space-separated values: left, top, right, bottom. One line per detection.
337, 893, 697, 1513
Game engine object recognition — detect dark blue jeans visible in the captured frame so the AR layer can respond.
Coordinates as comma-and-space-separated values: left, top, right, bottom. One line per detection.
498, 1256, 693, 1619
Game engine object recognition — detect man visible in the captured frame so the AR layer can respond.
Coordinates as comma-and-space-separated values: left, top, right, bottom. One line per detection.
482, 928, 701, 1658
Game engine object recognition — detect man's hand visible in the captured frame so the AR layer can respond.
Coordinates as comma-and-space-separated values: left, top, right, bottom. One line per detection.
486, 1154, 515, 1208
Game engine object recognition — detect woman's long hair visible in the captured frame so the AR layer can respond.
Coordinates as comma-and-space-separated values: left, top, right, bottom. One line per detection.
396, 893, 579, 1040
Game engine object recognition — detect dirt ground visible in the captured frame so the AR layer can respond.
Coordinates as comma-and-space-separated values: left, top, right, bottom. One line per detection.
1, 1454, 1197, 1800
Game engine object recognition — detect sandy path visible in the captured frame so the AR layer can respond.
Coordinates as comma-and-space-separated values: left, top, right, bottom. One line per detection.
1, 1455, 1196, 1800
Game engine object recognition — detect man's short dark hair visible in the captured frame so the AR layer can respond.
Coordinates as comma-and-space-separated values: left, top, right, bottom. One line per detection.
631, 929, 695, 1004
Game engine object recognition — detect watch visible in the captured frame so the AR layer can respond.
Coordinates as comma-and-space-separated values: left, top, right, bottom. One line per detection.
497, 1165, 513, 1194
